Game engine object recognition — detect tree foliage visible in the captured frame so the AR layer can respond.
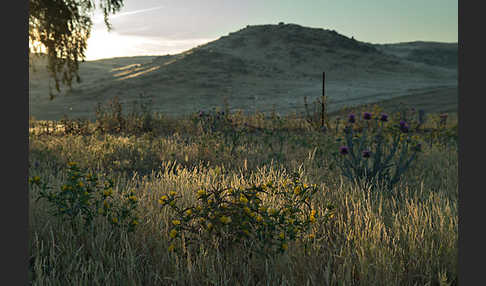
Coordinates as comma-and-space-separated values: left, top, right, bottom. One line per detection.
29, 0, 124, 99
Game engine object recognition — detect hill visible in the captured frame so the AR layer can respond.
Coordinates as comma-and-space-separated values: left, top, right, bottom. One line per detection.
29, 23, 457, 120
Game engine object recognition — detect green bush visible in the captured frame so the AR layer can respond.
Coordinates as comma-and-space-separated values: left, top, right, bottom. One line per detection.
29, 162, 139, 233
158, 174, 334, 258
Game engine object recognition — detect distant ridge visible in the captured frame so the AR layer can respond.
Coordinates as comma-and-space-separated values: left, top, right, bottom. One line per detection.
29, 23, 457, 120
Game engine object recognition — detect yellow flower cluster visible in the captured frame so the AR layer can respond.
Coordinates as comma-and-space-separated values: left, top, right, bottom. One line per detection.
158, 195, 168, 204
309, 209, 317, 223
239, 195, 248, 204
169, 229, 177, 238
220, 216, 232, 224
197, 189, 206, 197
29, 176, 41, 184
104, 188, 113, 196
294, 186, 301, 195
168, 244, 175, 252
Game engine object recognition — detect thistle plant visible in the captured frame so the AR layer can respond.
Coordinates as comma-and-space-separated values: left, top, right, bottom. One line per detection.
158, 174, 334, 258
29, 162, 139, 233
334, 112, 422, 190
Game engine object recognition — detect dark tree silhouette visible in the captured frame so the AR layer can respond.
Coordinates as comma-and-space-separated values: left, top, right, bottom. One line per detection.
29, 0, 124, 99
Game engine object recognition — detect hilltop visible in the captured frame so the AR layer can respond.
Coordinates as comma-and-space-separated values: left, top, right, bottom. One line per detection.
29, 23, 457, 120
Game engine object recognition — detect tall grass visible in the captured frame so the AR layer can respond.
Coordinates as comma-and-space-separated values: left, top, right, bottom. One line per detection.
28, 104, 457, 285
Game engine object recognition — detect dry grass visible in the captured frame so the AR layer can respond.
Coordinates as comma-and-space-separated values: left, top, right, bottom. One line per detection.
28, 109, 457, 285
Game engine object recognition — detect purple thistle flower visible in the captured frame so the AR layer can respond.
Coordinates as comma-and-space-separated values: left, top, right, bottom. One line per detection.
199, 111, 204, 117
399, 121, 409, 133
362, 150, 371, 158
348, 113, 356, 123
363, 112, 372, 120
339, 146, 349, 155
380, 113, 388, 122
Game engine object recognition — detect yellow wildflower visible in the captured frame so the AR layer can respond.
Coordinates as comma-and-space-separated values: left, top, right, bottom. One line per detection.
244, 207, 251, 214
131, 220, 138, 225
207, 222, 213, 229
169, 191, 177, 196
239, 196, 248, 204
128, 195, 137, 202
67, 162, 77, 167
197, 189, 206, 197
168, 244, 175, 252
169, 229, 177, 238
309, 233, 315, 239
159, 195, 168, 204
103, 200, 109, 208
311, 209, 317, 216
104, 188, 113, 196
256, 215, 263, 222
282, 243, 288, 251
279, 232, 285, 239
112, 217, 118, 224
220, 216, 232, 224
243, 229, 250, 235
294, 186, 301, 195
172, 220, 181, 226
78, 181, 84, 187
310, 215, 316, 223
185, 209, 192, 216
268, 208, 278, 216
61, 185, 68, 191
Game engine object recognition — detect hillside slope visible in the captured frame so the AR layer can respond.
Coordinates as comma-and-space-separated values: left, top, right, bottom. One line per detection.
29, 24, 457, 120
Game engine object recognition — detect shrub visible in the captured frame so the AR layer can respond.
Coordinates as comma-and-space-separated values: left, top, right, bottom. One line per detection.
29, 162, 139, 233
334, 111, 422, 190
158, 174, 334, 258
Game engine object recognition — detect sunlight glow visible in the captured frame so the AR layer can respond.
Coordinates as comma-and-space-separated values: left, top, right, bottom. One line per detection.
85, 28, 215, 61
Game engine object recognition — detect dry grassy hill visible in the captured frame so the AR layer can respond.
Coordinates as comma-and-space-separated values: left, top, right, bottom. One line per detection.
29, 23, 457, 120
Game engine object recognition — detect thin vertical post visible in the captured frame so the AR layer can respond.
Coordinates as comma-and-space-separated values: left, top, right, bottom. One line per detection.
321, 72, 326, 128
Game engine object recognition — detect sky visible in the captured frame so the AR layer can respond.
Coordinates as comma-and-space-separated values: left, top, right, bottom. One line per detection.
85, 0, 458, 61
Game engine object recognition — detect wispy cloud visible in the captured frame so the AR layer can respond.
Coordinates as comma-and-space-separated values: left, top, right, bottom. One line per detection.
93, 5, 165, 23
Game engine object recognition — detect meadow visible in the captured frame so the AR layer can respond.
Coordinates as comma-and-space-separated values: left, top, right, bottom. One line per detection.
28, 99, 458, 285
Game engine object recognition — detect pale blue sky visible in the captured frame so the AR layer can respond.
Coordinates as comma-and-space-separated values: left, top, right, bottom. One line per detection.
86, 0, 458, 60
